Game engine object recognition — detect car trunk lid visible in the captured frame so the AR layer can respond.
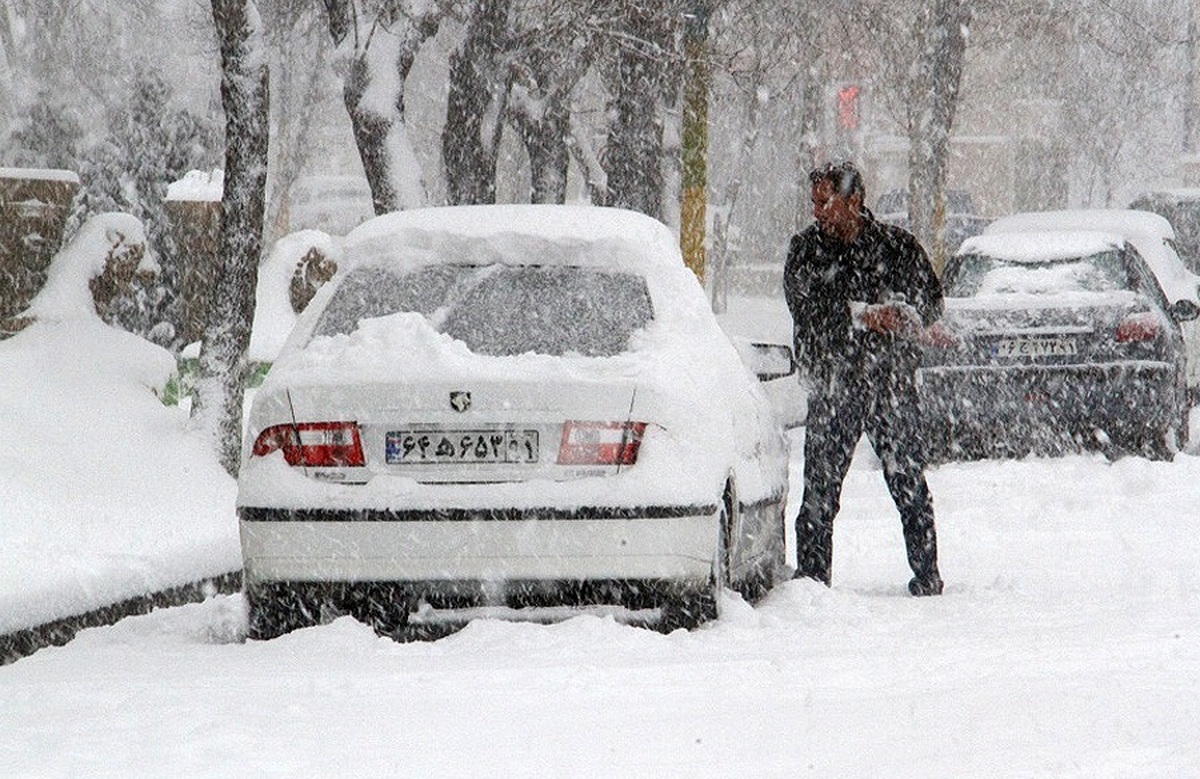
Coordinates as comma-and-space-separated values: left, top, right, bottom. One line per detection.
281, 378, 645, 483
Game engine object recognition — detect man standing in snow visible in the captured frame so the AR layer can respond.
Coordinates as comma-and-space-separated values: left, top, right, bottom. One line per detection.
784, 161, 945, 596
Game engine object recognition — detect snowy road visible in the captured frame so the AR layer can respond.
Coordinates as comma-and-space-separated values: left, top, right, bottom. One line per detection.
4, 432, 1200, 777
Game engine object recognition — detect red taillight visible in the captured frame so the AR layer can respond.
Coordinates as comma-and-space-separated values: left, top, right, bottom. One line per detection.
1116, 312, 1161, 343
252, 422, 365, 467
557, 421, 647, 466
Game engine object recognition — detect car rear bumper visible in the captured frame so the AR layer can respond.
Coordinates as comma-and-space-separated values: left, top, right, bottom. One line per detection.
239, 504, 720, 586
918, 360, 1181, 432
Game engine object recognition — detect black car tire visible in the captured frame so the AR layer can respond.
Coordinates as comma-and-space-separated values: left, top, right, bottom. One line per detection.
740, 505, 788, 602
923, 420, 954, 465
1144, 431, 1176, 462
1178, 405, 1192, 452
1106, 419, 1179, 462
1152, 414, 1187, 461
245, 585, 313, 641
660, 486, 733, 631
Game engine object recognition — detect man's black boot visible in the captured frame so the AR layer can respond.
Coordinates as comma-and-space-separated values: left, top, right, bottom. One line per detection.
908, 573, 943, 596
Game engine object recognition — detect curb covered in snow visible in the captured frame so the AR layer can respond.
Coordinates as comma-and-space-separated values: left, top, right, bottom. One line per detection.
0, 570, 243, 666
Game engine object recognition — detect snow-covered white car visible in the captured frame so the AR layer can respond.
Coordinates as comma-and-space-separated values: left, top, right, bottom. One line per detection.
985, 209, 1200, 397
920, 230, 1198, 460
237, 205, 791, 639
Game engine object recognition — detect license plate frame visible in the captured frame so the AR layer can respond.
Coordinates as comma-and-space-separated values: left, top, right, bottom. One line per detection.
994, 337, 1078, 358
385, 429, 540, 464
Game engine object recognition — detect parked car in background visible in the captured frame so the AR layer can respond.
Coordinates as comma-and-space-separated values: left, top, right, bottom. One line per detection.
875, 188, 990, 254
919, 230, 1198, 461
985, 209, 1200, 400
1128, 190, 1200, 274
237, 204, 792, 640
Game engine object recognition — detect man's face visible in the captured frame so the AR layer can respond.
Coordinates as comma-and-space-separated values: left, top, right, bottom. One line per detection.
811, 179, 862, 239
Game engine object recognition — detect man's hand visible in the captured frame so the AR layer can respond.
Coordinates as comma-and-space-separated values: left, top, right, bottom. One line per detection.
859, 302, 920, 335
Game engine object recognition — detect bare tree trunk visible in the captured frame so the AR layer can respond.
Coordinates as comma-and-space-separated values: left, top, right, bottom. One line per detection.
680, 0, 710, 282
263, 7, 328, 243
710, 72, 766, 313
513, 104, 570, 203
906, 0, 971, 273
505, 1, 621, 205
323, 0, 439, 214
604, 5, 679, 220
443, 0, 512, 205
195, 0, 269, 477
568, 112, 607, 203
799, 80, 823, 175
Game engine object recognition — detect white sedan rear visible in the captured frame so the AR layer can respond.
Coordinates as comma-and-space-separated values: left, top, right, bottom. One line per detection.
237, 205, 790, 639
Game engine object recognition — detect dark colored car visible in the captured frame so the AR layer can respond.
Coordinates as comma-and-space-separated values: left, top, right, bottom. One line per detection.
875, 189, 990, 255
919, 230, 1199, 461
1128, 190, 1200, 274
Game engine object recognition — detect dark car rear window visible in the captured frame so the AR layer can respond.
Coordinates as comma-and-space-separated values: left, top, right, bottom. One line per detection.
315, 264, 654, 357
945, 250, 1132, 298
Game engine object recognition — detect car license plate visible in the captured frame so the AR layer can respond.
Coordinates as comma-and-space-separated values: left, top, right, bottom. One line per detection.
995, 337, 1077, 358
385, 430, 539, 464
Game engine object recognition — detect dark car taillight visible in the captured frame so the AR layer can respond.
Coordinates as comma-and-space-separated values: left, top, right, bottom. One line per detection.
1115, 312, 1161, 343
253, 422, 365, 467
557, 421, 647, 465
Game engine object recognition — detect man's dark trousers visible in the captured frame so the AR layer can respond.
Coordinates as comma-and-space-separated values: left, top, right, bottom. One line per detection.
796, 361, 939, 585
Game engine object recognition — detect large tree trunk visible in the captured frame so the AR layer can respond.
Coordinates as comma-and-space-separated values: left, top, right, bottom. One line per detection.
505, 2, 612, 205
195, 0, 269, 477
906, 0, 971, 273
604, 6, 677, 220
513, 104, 570, 204
568, 112, 608, 203
263, 7, 328, 243
443, 0, 512, 206
323, 0, 439, 214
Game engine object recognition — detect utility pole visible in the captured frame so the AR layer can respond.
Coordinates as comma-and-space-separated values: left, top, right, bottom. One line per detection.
681, 0, 710, 282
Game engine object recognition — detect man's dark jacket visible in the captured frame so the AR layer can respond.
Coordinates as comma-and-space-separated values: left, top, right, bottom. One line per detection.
784, 210, 943, 381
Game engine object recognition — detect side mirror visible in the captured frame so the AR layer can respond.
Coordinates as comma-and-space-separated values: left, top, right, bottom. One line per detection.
1169, 298, 1200, 323
733, 340, 796, 382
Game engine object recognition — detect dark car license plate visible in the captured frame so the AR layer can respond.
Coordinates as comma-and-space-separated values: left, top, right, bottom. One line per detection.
995, 337, 1078, 358
386, 430, 539, 464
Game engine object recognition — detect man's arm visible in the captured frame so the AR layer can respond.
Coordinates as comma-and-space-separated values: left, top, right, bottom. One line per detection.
857, 227, 943, 335
782, 233, 807, 323
896, 230, 943, 326
782, 233, 814, 372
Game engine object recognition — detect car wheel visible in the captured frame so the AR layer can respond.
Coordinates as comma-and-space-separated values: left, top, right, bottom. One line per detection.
1144, 434, 1175, 462
660, 486, 733, 631
924, 420, 953, 465
1178, 405, 1192, 452
1148, 417, 1184, 462
245, 585, 313, 641
740, 504, 788, 602
1106, 421, 1178, 462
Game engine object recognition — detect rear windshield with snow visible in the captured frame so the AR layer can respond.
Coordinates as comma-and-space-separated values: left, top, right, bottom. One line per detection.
946, 251, 1133, 298
314, 264, 654, 357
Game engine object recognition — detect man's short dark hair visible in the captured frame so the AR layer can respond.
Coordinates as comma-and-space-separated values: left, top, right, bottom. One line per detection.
809, 161, 865, 200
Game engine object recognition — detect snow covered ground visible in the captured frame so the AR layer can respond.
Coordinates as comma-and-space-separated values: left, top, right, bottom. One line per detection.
4, 295, 1200, 775
0, 319, 239, 636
